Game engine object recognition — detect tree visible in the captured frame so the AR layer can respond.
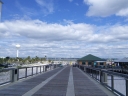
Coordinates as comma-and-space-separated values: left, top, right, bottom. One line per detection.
48, 60, 51, 63
35, 56, 40, 62
0, 58, 4, 64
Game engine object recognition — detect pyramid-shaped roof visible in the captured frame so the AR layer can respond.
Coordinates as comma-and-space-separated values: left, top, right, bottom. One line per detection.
78, 54, 105, 61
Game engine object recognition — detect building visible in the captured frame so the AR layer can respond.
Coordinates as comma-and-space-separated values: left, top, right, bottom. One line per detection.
77, 54, 106, 67
114, 57, 128, 69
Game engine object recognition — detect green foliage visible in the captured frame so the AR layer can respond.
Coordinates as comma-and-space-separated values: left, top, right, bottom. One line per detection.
0, 58, 4, 64
48, 60, 51, 63
0, 56, 48, 65
17, 66, 22, 68
0, 67, 4, 70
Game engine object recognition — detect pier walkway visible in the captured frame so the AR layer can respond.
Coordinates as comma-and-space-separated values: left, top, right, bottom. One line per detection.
0, 66, 116, 96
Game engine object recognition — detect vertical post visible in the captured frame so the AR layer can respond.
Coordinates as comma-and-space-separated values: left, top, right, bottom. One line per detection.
126, 79, 128, 96
10, 69, 14, 82
96, 70, 98, 80
84, 66, 86, 72
45, 65, 46, 71
44, 65, 46, 72
54, 65, 55, 69
100, 71, 103, 83
100, 70, 107, 84
93, 70, 95, 78
97, 71, 100, 80
50, 65, 51, 70
98, 71, 100, 80
32, 67, 33, 75
25, 68, 27, 78
49, 65, 50, 70
51, 64, 52, 70
111, 75, 114, 91
45, 65, 47, 71
103, 73, 107, 84
36, 66, 38, 74
43, 66, 44, 71
40, 66, 41, 73
92, 69, 93, 77
88, 68, 90, 74
10, 68, 18, 82
17, 69, 19, 80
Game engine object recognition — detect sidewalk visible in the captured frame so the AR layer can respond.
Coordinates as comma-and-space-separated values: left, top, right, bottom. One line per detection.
0, 66, 116, 96
0, 67, 64, 96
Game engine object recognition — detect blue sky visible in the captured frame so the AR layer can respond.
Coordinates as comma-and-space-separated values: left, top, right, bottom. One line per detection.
0, 0, 128, 58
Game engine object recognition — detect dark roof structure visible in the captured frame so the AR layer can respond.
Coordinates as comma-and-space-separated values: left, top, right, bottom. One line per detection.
77, 54, 105, 61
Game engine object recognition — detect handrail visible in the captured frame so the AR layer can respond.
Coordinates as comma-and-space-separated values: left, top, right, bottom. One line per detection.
0, 64, 59, 86
77, 65, 128, 96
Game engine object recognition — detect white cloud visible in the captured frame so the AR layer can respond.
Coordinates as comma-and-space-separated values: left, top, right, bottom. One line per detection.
0, 19, 128, 58
116, 8, 128, 16
69, 0, 73, 2
75, 3, 79, 6
84, 0, 128, 17
35, 0, 54, 15
1, 20, 95, 41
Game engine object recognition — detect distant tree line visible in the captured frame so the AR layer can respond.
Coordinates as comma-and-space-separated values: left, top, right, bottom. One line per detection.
0, 56, 51, 65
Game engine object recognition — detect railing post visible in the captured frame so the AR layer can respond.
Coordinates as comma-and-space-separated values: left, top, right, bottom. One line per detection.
49, 65, 50, 70
51, 64, 53, 70
100, 70, 107, 84
100, 71, 103, 83
54, 65, 55, 69
10, 69, 14, 82
98, 71, 100, 80
84, 66, 86, 72
50, 65, 51, 70
44, 65, 46, 72
44, 66, 45, 72
25, 68, 27, 78
92, 69, 93, 77
17, 69, 19, 80
36, 66, 38, 74
97, 71, 100, 80
126, 79, 128, 96
88, 68, 90, 74
111, 75, 114, 91
32, 67, 33, 76
96, 70, 97, 80
10, 68, 18, 82
43, 66, 45, 72
40, 66, 41, 73
103, 73, 107, 84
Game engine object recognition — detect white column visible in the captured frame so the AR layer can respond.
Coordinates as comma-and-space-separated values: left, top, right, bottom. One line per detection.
16, 44, 20, 57
17, 49, 19, 57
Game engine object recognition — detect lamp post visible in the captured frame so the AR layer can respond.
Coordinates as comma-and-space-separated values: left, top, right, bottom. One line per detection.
16, 44, 20, 58
0, 0, 3, 22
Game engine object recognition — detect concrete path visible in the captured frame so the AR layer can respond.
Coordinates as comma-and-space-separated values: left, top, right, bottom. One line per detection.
0, 67, 64, 96
0, 66, 116, 96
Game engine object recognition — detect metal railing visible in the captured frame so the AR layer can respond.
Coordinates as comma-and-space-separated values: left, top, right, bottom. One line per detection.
78, 65, 128, 96
0, 64, 59, 86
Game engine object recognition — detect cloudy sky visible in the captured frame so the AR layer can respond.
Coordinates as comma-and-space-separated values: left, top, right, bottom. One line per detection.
0, 0, 128, 58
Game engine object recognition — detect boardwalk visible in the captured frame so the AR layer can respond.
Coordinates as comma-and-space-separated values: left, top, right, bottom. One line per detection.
0, 66, 116, 96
